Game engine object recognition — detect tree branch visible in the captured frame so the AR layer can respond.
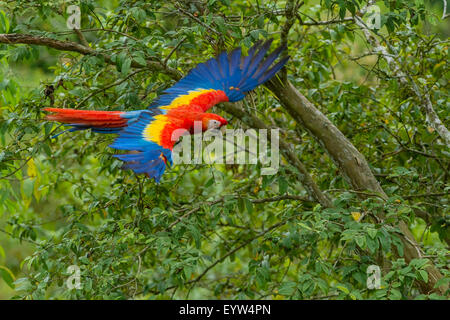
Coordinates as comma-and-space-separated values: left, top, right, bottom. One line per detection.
221, 101, 332, 208
0, 33, 182, 80
443, 0, 449, 19
298, 17, 354, 26
187, 215, 300, 297
0, 33, 94, 54
265, 77, 447, 295
352, 15, 450, 147
73, 28, 89, 48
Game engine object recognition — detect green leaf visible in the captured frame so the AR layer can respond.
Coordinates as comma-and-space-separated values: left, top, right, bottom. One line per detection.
367, 228, 377, 239
393, 237, 404, 257
121, 58, 132, 75
336, 285, 349, 294
14, 278, 32, 292
133, 52, 147, 66
417, 270, 428, 283
205, 177, 214, 188
130, 7, 147, 23
22, 179, 34, 200
278, 281, 297, 295
0, 266, 15, 289
0, 10, 10, 33
389, 288, 402, 300
278, 176, 288, 194
434, 276, 450, 289
244, 198, 253, 215
237, 197, 245, 213
366, 236, 378, 254
215, 16, 226, 33
355, 235, 365, 249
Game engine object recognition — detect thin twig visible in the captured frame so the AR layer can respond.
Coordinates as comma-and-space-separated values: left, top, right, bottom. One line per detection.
164, 36, 187, 66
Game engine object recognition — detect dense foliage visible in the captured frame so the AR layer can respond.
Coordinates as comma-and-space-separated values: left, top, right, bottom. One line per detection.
0, 0, 448, 299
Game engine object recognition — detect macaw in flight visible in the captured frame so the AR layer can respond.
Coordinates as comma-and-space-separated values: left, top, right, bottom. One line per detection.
44, 39, 289, 182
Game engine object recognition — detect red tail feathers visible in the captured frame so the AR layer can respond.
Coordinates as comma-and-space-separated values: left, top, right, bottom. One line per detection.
44, 108, 127, 128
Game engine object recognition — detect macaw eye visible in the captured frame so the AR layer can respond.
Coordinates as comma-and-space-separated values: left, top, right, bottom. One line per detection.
207, 120, 221, 129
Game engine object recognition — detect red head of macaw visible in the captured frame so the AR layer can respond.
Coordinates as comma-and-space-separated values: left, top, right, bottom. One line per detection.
44, 39, 289, 182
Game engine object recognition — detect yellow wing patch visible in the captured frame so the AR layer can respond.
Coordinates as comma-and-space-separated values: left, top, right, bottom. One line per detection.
143, 114, 168, 144
159, 88, 217, 110
144, 89, 222, 145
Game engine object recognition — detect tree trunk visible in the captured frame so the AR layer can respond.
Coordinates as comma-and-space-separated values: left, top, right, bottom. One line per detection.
266, 78, 447, 295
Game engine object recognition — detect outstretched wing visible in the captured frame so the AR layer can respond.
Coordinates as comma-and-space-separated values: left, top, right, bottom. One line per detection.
150, 39, 289, 113
109, 110, 173, 183
111, 39, 289, 182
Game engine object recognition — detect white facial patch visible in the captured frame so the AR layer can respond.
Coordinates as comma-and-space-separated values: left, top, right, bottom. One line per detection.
207, 119, 221, 129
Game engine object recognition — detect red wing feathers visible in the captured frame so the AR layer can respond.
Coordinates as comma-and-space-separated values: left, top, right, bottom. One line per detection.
43, 108, 128, 128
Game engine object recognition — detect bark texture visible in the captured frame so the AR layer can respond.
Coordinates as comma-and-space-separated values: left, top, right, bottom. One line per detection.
266, 78, 447, 295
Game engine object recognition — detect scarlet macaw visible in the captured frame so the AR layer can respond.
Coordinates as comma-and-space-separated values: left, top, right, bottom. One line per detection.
44, 39, 289, 182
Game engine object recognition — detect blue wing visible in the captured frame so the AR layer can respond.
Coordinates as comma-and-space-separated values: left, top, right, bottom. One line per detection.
149, 39, 290, 113
110, 39, 289, 182
109, 111, 172, 182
